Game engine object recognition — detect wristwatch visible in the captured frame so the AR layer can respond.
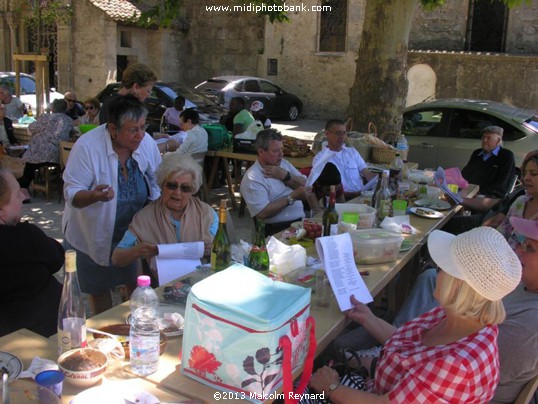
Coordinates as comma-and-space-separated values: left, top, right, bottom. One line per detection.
328, 383, 340, 399
282, 170, 291, 182
287, 195, 295, 205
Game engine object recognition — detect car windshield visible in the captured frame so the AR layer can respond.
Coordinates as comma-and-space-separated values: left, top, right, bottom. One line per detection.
166, 85, 220, 108
523, 115, 538, 134
0, 75, 37, 95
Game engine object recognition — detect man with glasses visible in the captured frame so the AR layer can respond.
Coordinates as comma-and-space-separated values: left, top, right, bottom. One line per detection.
241, 129, 310, 236
63, 91, 85, 122
312, 119, 376, 200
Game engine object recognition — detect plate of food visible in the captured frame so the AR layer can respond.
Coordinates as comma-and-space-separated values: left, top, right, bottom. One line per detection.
409, 207, 444, 219
414, 198, 451, 211
399, 238, 414, 252
127, 304, 185, 337
0, 351, 23, 381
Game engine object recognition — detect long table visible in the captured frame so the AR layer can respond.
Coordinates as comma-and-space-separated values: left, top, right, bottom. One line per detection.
1, 186, 477, 403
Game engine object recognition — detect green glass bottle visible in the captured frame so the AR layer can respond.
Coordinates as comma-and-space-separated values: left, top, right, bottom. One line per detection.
248, 220, 270, 276
211, 199, 231, 271
323, 185, 339, 236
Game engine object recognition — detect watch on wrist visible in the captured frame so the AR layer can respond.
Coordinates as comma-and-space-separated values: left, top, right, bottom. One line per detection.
328, 383, 340, 399
283, 170, 291, 182
287, 195, 295, 205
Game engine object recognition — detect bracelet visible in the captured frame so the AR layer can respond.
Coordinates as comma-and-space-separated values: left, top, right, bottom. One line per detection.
283, 171, 291, 182
328, 383, 341, 400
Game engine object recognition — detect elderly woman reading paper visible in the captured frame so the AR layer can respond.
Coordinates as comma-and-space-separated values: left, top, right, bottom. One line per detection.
303, 227, 521, 403
111, 154, 218, 280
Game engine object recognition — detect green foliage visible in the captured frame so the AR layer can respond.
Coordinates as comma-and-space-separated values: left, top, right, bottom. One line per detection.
21, 0, 74, 26
131, 0, 183, 28
420, 0, 530, 11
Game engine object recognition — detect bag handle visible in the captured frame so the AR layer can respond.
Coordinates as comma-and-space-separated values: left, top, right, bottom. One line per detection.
280, 316, 316, 404
367, 122, 377, 136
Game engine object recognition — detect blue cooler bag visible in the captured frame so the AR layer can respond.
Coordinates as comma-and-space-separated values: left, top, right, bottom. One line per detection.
180, 264, 316, 403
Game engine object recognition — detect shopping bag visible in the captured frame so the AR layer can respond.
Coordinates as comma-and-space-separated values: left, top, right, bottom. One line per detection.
202, 123, 232, 151
181, 264, 316, 404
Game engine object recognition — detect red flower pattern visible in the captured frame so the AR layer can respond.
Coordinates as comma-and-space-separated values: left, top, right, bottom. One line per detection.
188, 345, 222, 377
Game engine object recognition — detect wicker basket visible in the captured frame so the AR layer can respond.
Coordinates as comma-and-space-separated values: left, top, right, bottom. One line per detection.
372, 146, 397, 164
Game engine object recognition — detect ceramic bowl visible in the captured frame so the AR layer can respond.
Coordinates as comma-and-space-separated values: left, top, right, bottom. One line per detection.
58, 348, 107, 388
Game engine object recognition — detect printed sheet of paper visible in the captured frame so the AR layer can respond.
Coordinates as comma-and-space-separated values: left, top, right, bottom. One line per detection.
316, 233, 373, 311
155, 242, 204, 285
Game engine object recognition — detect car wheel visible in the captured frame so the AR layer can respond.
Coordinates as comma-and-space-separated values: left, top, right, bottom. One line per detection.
287, 105, 300, 121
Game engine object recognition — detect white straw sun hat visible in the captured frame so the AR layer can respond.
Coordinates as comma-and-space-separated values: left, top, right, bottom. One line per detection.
428, 227, 521, 301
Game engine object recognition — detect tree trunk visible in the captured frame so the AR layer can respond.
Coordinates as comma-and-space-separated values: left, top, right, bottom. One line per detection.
348, 0, 419, 137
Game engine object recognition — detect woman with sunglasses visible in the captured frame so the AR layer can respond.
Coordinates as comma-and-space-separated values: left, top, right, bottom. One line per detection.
79, 97, 100, 125
111, 153, 218, 284
62, 95, 161, 315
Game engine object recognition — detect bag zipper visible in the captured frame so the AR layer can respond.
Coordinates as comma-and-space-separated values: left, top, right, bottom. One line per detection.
191, 303, 309, 334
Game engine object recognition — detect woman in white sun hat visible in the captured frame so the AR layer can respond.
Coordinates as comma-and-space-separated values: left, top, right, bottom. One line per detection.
307, 227, 521, 403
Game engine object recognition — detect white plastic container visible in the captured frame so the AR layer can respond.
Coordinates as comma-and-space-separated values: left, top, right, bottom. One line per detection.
349, 229, 404, 264
335, 203, 376, 229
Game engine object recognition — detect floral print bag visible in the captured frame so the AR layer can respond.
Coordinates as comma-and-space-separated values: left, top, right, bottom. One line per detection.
181, 264, 316, 403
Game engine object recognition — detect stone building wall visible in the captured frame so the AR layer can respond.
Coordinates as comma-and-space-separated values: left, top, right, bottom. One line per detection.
407, 51, 538, 110
179, 0, 264, 87
506, 1, 538, 54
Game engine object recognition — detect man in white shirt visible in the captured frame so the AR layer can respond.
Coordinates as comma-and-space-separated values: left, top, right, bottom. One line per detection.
0, 86, 25, 120
313, 119, 376, 199
241, 129, 310, 236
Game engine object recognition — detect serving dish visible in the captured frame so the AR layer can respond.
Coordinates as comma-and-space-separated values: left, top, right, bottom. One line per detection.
0, 351, 22, 382
92, 324, 167, 358
409, 207, 444, 219
413, 198, 451, 211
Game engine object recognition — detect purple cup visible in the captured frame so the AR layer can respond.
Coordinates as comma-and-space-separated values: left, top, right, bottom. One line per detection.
35, 370, 64, 399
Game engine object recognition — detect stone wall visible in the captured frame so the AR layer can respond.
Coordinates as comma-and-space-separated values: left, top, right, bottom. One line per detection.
408, 51, 538, 110
179, 0, 264, 87
506, 1, 538, 54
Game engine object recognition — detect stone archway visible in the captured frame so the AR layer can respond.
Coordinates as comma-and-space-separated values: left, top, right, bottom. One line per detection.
406, 63, 437, 107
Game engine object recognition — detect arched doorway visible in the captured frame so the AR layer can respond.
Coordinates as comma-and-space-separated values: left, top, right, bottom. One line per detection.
406, 64, 436, 107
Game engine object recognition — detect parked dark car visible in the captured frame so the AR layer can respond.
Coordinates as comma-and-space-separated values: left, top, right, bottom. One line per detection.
195, 76, 303, 121
96, 82, 227, 134
402, 98, 538, 169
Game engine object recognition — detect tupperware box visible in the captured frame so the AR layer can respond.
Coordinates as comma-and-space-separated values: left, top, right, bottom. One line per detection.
349, 229, 404, 264
335, 203, 376, 229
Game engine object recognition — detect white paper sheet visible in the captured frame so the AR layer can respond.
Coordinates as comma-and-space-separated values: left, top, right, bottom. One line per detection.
155, 242, 204, 285
315, 233, 373, 311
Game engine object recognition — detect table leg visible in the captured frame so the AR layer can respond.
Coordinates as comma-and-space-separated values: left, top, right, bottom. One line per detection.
207, 156, 220, 190
222, 157, 238, 210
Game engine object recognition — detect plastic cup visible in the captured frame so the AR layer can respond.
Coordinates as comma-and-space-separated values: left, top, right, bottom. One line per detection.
392, 199, 408, 216
342, 211, 359, 225
35, 370, 64, 398
427, 186, 442, 200
315, 271, 331, 308
448, 184, 459, 193
360, 190, 374, 206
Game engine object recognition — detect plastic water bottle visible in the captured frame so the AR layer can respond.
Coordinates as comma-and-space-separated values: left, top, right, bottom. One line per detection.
396, 134, 409, 162
129, 307, 160, 375
129, 275, 159, 314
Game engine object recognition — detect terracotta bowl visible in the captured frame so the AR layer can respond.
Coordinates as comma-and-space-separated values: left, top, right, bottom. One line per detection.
58, 348, 107, 388
92, 324, 167, 359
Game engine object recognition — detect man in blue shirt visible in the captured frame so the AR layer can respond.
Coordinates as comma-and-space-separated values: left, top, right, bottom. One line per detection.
461, 125, 516, 198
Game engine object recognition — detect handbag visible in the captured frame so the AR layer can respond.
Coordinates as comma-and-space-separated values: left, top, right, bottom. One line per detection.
180, 264, 316, 403
202, 123, 232, 151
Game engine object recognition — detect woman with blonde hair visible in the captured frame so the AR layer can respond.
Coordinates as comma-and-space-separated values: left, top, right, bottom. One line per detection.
306, 227, 521, 403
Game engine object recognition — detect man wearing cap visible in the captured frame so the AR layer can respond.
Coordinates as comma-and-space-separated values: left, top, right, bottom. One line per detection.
250, 101, 271, 129
461, 125, 516, 198
312, 119, 376, 200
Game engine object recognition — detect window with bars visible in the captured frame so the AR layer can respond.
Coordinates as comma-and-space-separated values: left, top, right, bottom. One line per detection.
319, 0, 347, 52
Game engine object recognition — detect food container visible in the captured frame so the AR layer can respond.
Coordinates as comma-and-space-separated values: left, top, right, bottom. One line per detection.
349, 229, 404, 264
335, 203, 376, 229
58, 348, 107, 388
92, 324, 167, 359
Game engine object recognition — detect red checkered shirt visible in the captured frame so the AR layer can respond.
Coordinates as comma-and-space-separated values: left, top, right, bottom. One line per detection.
371, 307, 499, 403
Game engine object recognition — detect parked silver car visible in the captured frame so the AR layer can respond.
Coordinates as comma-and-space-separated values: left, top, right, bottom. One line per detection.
0, 71, 63, 113
402, 98, 538, 169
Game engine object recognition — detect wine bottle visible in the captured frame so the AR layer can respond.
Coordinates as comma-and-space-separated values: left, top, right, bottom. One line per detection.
323, 185, 339, 236
374, 171, 392, 223
211, 199, 231, 271
57, 250, 87, 355
248, 220, 270, 275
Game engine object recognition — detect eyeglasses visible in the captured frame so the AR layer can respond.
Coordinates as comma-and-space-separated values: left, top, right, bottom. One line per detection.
65, 98, 76, 103
84, 106, 95, 110
163, 182, 194, 193
123, 124, 149, 135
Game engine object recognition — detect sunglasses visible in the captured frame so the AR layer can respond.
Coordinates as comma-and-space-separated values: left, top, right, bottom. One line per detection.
84, 106, 95, 110
164, 182, 194, 193
65, 98, 76, 103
